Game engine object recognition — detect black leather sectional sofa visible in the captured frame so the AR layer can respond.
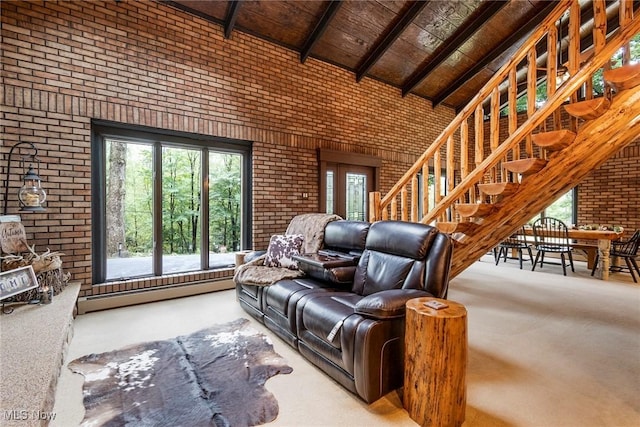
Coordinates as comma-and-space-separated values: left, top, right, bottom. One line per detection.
235, 219, 453, 403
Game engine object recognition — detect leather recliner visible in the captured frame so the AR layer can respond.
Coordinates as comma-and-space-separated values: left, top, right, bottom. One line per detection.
294, 220, 452, 403
235, 219, 452, 403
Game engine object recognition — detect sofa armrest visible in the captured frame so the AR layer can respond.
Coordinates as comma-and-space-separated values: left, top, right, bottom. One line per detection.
355, 289, 433, 320
323, 266, 356, 285
244, 250, 266, 264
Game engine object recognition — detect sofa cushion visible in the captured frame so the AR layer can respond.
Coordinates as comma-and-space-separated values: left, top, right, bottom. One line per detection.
263, 278, 337, 345
351, 221, 441, 296
364, 221, 437, 259
323, 220, 370, 254
265, 234, 304, 269
353, 251, 419, 296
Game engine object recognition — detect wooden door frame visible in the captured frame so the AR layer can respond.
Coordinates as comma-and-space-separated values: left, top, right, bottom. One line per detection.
318, 149, 382, 217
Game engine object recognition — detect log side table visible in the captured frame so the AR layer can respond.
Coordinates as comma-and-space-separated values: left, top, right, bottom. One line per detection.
404, 297, 467, 427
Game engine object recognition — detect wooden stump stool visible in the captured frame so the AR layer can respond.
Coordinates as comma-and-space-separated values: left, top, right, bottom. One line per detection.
404, 297, 467, 427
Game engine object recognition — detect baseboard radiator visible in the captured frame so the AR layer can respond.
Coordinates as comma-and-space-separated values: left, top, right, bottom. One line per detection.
77, 279, 235, 314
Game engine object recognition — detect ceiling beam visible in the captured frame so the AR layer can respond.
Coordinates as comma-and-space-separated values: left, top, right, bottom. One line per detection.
300, 1, 343, 64
401, 0, 508, 97
355, 0, 430, 83
433, 1, 558, 108
162, 1, 225, 28
224, 0, 241, 39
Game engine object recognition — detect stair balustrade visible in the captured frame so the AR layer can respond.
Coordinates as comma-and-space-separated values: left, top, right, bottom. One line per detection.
369, 0, 640, 277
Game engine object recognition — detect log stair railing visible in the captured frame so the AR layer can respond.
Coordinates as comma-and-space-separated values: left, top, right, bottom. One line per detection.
369, 0, 640, 278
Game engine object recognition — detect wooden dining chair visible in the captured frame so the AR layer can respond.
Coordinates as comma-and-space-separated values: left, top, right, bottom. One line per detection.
494, 226, 533, 269
591, 230, 640, 283
531, 217, 575, 276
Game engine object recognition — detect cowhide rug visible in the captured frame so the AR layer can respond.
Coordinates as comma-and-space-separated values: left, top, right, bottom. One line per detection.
69, 318, 293, 427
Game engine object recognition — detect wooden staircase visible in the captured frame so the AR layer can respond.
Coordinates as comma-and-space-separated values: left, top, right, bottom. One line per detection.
369, 0, 640, 279
447, 82, 639, 278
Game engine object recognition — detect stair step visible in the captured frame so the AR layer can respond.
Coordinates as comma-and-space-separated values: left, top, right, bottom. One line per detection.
604, 63, 640, 92
436, 221, 479, 235
531, 130, 576, 151
564, 97, 611, 120
503, 158, 547, 175
477, 182, 519, 197
455, 203, 496, 218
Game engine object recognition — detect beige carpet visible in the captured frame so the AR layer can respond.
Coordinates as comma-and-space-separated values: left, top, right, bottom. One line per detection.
52, 256, 640, 426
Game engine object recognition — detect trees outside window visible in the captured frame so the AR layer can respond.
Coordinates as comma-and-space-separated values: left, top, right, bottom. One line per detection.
93, 123, 251, 283
161, 146, 202, 273
527, 188, 576, 226
106, 141, 153, 277
209, 152, 242, 254
543, 189, 575, 225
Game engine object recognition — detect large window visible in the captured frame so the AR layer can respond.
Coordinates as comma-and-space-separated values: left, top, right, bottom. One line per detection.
543, 188, 576, 225
528, 188, 577, 226
92, 122, 251, 283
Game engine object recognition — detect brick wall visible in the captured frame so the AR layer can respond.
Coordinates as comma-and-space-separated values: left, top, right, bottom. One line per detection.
579, 141, 640, 239
1, 0, 454, 296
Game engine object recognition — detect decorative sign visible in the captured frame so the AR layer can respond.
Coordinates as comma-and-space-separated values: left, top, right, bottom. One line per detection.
0, 266, 39, 301
0, 221, 29, 254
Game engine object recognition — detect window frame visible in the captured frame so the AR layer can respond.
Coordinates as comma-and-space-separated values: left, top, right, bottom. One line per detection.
91, 120, 252, 284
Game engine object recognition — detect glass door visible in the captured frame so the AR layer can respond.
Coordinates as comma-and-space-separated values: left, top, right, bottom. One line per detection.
324, 164, 374, 221
345, 172, 367, 220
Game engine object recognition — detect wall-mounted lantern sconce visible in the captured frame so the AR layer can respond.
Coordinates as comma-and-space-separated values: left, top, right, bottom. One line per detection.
2, 142, 47, 215
18, 165, 47, 212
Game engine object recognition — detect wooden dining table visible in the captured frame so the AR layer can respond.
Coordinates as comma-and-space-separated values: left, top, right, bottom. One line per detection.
521, 227, 623, 280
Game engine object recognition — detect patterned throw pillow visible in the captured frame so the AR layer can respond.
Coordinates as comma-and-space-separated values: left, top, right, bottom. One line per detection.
264, 234, 304, 270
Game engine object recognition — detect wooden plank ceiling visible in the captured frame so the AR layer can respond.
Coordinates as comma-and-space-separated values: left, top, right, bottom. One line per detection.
164, 0, 560, 110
